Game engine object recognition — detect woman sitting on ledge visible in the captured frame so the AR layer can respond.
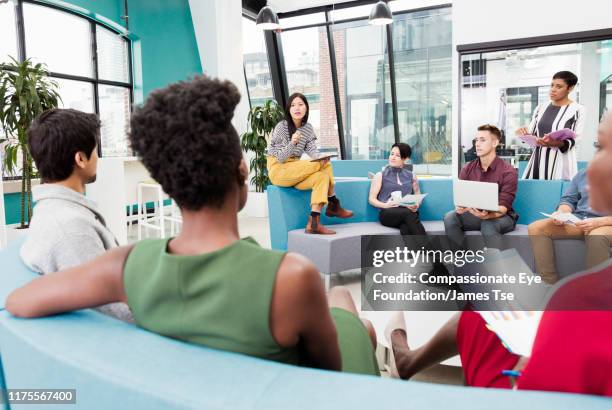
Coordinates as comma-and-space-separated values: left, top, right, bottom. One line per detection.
267, 93, 353, 235
6, 76, 379, 376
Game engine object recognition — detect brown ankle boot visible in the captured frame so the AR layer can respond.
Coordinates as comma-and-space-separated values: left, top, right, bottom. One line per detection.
325, 197, 354, 219
305, 214, 336, 235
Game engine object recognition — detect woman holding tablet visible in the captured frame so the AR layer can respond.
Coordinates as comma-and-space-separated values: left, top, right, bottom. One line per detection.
517, 71, 586, 180
267, 93, 352, 235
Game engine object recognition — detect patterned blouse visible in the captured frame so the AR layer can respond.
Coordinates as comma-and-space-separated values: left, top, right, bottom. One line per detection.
267, 120, 319, 163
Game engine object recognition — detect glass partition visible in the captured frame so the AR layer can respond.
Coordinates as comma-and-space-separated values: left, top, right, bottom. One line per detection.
460, 39, 612, 168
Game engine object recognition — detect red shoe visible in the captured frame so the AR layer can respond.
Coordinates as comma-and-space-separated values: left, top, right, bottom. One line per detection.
325, 197, 353, 218
305, 214, 336, 235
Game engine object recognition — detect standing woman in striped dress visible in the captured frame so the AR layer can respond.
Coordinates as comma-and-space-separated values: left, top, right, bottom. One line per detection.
267, 93, 353, 235
517, 71, 586, 180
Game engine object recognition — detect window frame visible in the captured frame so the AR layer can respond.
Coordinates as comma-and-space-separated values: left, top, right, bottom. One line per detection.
456, 28, 612, 175
8, 0, 133, 164
256, 1, 452, 163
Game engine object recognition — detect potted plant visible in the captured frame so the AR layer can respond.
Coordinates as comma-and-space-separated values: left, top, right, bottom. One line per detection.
0, 57, 60, 229
240, 99, 284, 217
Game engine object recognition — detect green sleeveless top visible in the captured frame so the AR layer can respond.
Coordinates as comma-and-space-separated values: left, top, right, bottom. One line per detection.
123, 237, 300, 365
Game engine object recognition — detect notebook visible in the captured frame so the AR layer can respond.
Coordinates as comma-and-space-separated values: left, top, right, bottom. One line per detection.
458, 249, 550, 356
309, 153, 337, 162
540, 212, 583, 225
548, 128, 576, 141
519, 134, 539, 148
390, 193, 428, 207
479, 311, 542, 356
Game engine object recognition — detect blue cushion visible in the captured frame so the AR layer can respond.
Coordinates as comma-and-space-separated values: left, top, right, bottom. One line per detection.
514, 180, 564, 224
418, 179, 454, 221
1, 308, 610, 410
268, 181, 379, 250
561, 180, 572, 196
0, 238, 31, 310
1, 242, 611, 409
329, 160, 388, 177
269, 178, 569, 250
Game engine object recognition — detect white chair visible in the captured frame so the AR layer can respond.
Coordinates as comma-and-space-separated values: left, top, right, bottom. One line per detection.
136, 181, 181, 240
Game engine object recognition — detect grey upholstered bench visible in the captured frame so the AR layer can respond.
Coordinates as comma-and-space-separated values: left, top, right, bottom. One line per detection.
287, 222, 603, 289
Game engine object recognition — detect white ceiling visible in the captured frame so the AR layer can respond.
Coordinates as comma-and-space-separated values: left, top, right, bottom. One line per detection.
267, 0, 358, 13
266, 0, 453, 14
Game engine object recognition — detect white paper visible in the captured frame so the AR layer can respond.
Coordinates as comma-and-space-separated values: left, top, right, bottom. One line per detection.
479, 311, 542, 356
461, 248, 549, 357
391, 193, 428, 207
540, 212, 582, 225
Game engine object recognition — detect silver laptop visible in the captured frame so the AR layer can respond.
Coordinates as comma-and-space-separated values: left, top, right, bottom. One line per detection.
453, 179, 499, 212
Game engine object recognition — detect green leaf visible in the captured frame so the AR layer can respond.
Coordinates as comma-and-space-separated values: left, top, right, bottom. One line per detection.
242, 99, 284, 191
0, 58, 59, 210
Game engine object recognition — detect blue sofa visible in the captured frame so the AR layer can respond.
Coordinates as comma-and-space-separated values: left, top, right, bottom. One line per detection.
0, 240, 610, 409
330, 159, 388, 177
267, 178, 605, 283
268, 178, 569, 250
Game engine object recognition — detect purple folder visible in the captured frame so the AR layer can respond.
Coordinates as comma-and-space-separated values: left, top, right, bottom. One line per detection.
519, 134, 539, 148
548, 128, 576, 141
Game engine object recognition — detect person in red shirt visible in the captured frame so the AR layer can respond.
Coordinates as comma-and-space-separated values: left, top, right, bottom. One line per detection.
389, 112, 612, 396
444, 124, 518, 250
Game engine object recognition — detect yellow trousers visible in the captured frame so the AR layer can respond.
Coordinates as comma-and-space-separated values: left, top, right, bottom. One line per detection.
267, 156, 335, 205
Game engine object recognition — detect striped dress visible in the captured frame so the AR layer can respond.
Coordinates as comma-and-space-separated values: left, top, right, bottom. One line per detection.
267, 120, 319, 163
522, 101, 586, 180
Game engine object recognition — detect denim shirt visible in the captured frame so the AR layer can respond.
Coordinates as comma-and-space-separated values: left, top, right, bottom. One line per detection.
377, 166, 414, 202
559, 169, 602, 218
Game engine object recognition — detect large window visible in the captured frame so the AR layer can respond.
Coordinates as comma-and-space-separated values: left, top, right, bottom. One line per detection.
0, 2, 18, 65
281, 26, 341, 153
246, 3, 453, 172
459, 39, 612, 167
0, 0, 133, 180
242, 16, 273, 108
332, 20, 392, 159
393, 7, 452, 174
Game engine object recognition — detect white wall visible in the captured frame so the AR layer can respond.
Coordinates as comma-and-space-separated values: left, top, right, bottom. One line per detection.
452, 0, 612, 175
453, 0, 612, 46
268, 0, 354, 13
188, 0, 250, 135
189, 0, 262, 194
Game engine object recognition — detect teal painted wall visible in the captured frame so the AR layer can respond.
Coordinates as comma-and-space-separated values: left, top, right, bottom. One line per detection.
4, 193, 26, 225
129, 0, 203, 97
36, 0, 203, 99
3, 0, 202, 225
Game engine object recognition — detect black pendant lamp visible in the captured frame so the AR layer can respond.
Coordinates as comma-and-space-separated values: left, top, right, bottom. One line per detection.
256, 5, 280, 30
369, 1, 393, 25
